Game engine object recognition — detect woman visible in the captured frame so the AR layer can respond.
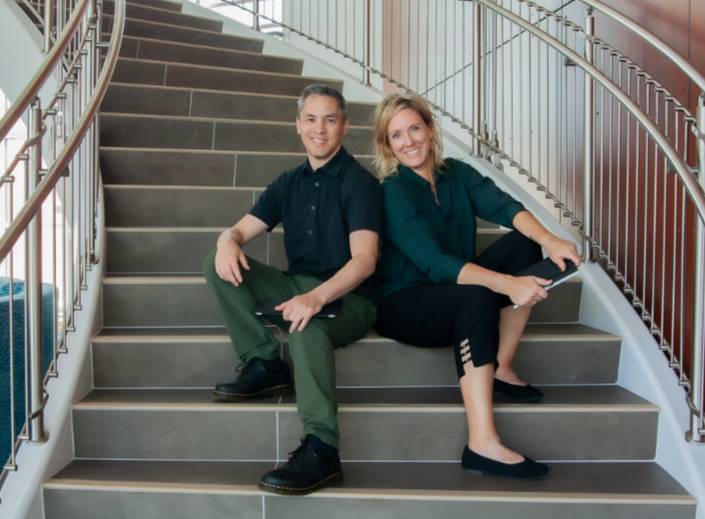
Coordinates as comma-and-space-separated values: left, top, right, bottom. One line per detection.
373, 94, 581, 479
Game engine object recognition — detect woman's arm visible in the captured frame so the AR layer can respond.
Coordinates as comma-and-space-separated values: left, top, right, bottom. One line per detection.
512, 211, 582, 270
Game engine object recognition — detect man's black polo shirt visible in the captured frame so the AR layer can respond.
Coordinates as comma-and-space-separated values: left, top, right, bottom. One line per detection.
249, 147, 383, 300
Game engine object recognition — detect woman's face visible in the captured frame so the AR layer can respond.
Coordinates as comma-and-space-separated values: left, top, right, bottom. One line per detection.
386, 108, 433, 174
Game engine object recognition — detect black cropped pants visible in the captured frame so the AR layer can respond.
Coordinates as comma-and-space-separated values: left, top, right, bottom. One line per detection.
375, 231, 542, 378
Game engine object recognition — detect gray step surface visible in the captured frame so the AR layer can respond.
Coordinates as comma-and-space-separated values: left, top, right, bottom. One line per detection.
110, 57, 342, 94
108, 37, 303, 74
71, 386, 656, 461
100, 149, 374, 187
99, 113, 368, 153
101, 275, 582, 327
92, 324, 620, 388
43, 460, 695, 519
102, 83, 375, 124
110, 0, 182, 12
103, 1, 223, 31
105, 227, 504, 273
103, 15, 264, 52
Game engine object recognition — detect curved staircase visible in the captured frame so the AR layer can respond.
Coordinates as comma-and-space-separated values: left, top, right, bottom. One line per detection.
40, 1, 696, 517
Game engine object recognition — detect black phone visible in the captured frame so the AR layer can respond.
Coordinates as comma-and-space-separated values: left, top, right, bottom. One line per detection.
517, 257, 579, 290
254, 298, 343, 319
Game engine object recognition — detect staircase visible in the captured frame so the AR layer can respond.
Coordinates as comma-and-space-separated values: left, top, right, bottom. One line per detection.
40, 1, 697, 517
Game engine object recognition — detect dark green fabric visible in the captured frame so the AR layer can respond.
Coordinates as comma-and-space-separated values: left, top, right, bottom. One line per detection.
380, 158, 525, 298
203, 250, 376, 448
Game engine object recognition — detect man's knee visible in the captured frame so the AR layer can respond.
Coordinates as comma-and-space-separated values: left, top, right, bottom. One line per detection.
203, 248, 218, 282
287, 325, 334, 361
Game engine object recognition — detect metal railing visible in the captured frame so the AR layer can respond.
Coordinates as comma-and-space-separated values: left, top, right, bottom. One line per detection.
225, 0, 705, 443
0, 0, 124, 491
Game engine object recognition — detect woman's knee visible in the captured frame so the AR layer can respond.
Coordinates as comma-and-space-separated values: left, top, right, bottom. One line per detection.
509, 231, 542, 266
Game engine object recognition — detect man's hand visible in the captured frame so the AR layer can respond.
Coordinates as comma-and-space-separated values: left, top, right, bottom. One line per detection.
275, 292, 327, 333
542, 235, 582, 271
500, 274, 552, 307
215, 231, 250, 286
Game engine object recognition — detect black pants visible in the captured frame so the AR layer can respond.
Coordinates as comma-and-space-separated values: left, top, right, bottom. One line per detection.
375, 231, 542, 378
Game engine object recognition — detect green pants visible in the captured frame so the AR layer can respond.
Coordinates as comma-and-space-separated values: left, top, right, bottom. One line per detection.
203, 249, 376, 448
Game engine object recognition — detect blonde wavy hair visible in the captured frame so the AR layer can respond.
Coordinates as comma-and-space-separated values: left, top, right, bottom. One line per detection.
373, 93, 444, 179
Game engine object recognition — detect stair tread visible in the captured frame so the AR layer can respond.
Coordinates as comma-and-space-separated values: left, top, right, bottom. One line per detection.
104, 13, 261, 42
74, 385, 654, 409
94, 323, 618, 341
45, 459, 692, 501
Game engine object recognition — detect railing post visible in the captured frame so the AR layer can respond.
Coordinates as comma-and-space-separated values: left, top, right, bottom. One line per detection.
583, 8, 595, 262
363, 0, 371, 86
253, 0, 260, 31
473, 0, 484, 156
44, 0, 54, 52
687, 93, 705, 444
27, 99, 47, 443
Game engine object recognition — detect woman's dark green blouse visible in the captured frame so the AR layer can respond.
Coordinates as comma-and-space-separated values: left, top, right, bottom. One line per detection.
380, 158, 525, 298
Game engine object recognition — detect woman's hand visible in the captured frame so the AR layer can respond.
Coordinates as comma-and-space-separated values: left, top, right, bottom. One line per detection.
500, 274, 552, 307
542, 235, 581, 271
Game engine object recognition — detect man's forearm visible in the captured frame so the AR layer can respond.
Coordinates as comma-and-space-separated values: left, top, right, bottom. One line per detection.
308, 254, 377, 305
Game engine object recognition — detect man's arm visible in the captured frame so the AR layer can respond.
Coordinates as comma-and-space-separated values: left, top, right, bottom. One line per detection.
275, 229, 379, 333
214, 214, 269, 286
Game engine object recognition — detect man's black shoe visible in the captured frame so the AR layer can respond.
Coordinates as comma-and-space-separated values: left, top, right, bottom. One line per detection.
259, 435, 343, 495
212, 357, 292, 400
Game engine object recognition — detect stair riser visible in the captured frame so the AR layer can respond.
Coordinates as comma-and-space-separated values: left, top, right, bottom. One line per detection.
109, 59, 341, 95
71, 406, 656, 461
102, 85, 374, 125
100, 150, 373, 187
43, 489, 694, 519
103, 16, 264, 53
105, 229, 502, 273
92, 337, 620, 388
109, 38, 304, 74
103, 2, 222, 31
101, 281, 582, 327
99, 115, 369, 154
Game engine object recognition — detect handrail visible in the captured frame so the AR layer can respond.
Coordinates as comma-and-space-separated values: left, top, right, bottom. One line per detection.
0, 0, 125, 263
475, 0, 705, 225
0, 0, 90, 142
581, 0, 705, 94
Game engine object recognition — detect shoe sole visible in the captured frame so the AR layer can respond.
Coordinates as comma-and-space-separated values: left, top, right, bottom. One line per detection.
258, 470, 343, 496
462, 466, 548, 480
212, 383, 294, 401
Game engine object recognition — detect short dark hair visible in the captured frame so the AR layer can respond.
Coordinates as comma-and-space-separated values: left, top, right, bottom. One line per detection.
297, 84, 348, 120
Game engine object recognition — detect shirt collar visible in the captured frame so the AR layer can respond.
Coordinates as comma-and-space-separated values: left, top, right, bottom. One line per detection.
398, 164, 445, 188
303, 147, 351, 177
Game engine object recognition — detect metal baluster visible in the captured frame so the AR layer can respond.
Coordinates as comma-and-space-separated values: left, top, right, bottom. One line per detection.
473, 0, 483, 156
687, 94, 705, 443
660, 99, 670, 350
27, 99, 46, 443
583, 9, 594, 258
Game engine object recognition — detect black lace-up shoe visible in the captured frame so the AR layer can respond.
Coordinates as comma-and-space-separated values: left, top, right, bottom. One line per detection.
259, 435, 343, 495
461, 446, 548, 479
212, 357, 292, 401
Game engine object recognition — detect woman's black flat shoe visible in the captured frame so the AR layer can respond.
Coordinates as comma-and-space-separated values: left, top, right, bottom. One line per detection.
461, 446, 548, 479
493, 378, 544, 402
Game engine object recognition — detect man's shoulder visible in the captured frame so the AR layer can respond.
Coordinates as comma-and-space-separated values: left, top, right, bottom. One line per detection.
266, 162, 307, 189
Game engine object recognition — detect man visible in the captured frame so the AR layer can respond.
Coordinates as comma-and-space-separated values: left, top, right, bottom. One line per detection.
203, 84, 382, 495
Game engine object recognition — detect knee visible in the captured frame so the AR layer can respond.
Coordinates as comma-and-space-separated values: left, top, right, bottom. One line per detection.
202, 248, 218, 281
287, 326, 333, 359
509, 231, 542, 266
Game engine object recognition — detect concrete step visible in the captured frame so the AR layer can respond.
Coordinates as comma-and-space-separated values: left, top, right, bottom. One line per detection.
105, 226, 505, 274
108, 36, 304, 74
103, 1, 223, 32
70, 386, 655, 462
109, 57, 342, 95
99, 113, 371, 154
100, 275, 582, 327
43, 460, 695, 519
102, 83, 375, 124
102, 15, 264, 53
99, 148, 375, 187
92, 324, 621, 388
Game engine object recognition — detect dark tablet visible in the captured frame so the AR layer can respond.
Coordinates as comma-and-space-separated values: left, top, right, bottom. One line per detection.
254, 298, 343, 319
517, 258, 579, 290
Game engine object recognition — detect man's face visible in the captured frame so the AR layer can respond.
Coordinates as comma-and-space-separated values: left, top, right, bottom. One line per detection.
296, 94, 349, 169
